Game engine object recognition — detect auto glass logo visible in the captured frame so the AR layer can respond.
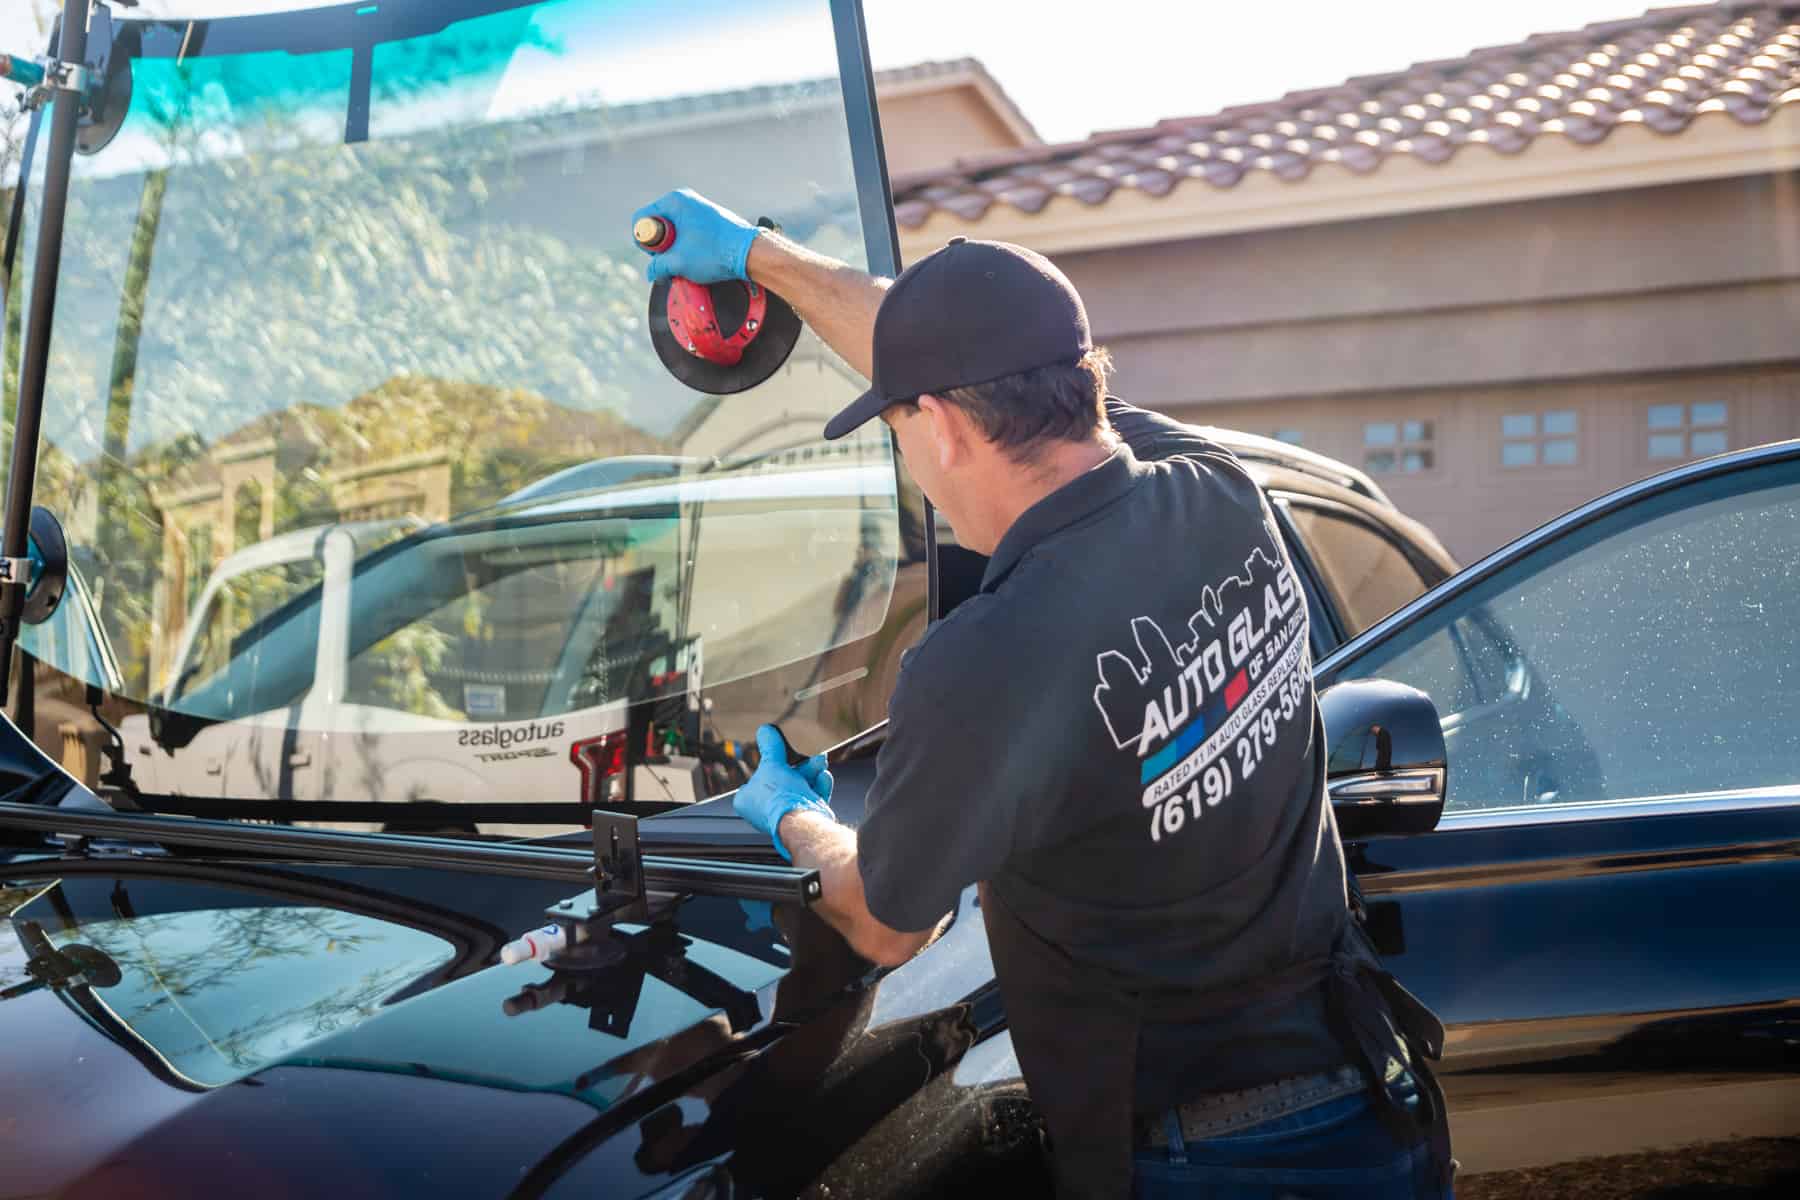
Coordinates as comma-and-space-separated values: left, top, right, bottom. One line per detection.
458, 721, 565, 751
1092, 546, 1312, 840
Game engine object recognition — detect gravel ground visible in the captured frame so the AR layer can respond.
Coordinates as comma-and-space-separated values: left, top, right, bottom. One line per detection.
1458, 1137, 1800, 1199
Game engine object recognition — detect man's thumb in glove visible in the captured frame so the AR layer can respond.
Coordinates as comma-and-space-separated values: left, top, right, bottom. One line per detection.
754, 724, 791, 764
799, 753, 833, 801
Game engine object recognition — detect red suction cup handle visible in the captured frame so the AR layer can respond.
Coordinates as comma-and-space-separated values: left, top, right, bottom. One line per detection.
667, 279, 771, 367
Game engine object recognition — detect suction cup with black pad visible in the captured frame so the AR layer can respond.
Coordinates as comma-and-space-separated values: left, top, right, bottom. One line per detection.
638, 215, 803, 395
647, 277, 802, 395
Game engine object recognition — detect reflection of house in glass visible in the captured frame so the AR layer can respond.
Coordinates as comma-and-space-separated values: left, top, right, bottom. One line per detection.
144, 376, 662, 686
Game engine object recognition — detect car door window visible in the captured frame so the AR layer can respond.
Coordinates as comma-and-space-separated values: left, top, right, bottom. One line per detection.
341, 549, 617, 723
1326, 460, 1800, 814
1284, 502, 1433, 636
1271, 504, 1342, 656
176, 558, 327, 702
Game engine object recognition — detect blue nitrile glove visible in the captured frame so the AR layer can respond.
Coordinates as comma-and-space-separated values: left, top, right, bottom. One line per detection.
732, 724, 835, 862
632, 188, 761, 285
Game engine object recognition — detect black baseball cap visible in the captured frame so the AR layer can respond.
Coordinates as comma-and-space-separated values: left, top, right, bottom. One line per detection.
822, 237, 1092, 440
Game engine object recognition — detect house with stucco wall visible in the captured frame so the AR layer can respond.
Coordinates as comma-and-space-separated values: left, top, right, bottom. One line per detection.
887, 2, 1800, 560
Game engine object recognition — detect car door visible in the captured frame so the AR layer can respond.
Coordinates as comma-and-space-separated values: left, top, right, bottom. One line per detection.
1313, 444, 1800, 1180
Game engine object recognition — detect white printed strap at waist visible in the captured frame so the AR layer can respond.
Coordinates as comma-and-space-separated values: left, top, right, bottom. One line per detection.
1136, 1065, 1365, 1146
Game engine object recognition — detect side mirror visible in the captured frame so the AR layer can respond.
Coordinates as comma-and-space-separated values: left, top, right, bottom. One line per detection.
17, 507, 69, 626
1319, 679, 1446, 838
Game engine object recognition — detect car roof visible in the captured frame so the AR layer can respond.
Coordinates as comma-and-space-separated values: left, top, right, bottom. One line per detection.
1152, 425, 1457, 577
498, 455, 698, 505
1195, 427, 1394, 508
202, 517, 425, 576
506, 461, 896, 520
931, 430, 1459, 586
1251, 458, 1459, 581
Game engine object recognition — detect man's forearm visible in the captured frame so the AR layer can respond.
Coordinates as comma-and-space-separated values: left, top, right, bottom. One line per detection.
778, 809, 935, 967
747, 233, 889, 381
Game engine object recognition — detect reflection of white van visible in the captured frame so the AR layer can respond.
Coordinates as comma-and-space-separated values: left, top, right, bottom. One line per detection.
119, 459, 898, 829
157, 519, 422, 706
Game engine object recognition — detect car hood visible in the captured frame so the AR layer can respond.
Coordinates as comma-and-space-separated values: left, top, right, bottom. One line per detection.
0, 852, 890, 1199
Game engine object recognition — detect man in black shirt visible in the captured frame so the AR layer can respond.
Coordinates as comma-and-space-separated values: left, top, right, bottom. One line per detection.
632, 188, 1451, 1199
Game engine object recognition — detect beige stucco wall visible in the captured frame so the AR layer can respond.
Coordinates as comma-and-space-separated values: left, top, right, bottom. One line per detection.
1057, 174, 1800, 406
1179, 365, 1800, 563
1026, 173, 1800, 560
675, 346, 873, 461
878, 84, 1030, 178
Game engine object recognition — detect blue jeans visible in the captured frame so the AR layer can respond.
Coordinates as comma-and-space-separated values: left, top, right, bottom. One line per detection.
1131, 1077, 1450, 1199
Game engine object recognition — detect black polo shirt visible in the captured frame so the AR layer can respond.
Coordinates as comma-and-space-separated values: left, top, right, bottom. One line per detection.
858, 401, 1350, 1148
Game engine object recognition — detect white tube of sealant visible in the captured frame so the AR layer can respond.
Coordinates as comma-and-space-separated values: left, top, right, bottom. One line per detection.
500, 922, 569, 966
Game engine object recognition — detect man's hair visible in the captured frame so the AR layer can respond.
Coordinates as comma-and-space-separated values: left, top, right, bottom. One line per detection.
901, 347, 1114, 462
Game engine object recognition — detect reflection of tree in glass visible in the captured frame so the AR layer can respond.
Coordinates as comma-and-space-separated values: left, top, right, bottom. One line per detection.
232, 479, 264, 551
94, 88, 664, 448
184, 520, 214, 604
187, 558, 325, 688
275, 471, 339, 533
361, 620, 463, 721
92, 907, 374, 1003
1, 1, 59, 365
25, 27, 674, 696
205, 962, 431, 1064
72, 905, 449, 1075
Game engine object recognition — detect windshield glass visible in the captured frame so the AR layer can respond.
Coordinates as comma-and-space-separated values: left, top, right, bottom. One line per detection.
4, 0, 923, 820
38, 902, 456, 1087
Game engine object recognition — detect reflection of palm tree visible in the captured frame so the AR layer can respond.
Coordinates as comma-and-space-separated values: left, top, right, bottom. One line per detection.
94, 170, 168, 583
88, 61, 194, 694
37, 23, 721, 700
0, 0, 58, 288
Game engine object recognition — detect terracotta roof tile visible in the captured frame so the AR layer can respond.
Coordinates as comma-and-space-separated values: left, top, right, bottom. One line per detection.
1061, 176, 1117, 205
941, 192, 995, 221
893, 2, 1800, 229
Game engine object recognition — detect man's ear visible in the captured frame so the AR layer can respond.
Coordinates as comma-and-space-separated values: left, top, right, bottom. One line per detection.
916, 394, 970, 471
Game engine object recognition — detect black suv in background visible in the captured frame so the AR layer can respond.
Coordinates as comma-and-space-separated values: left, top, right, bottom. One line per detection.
934, 424, 1454, 650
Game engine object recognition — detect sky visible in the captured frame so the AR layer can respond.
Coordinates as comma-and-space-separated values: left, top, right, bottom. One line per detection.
2, 0, 1679, 143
